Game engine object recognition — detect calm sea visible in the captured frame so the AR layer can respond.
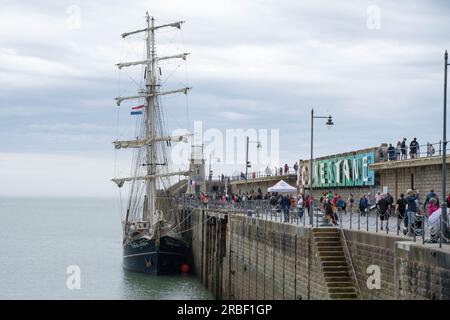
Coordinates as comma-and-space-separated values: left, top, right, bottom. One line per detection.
0, 197, 213, 300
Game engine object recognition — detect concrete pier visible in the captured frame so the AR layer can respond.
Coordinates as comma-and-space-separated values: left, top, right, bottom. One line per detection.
188, 208, 450, 300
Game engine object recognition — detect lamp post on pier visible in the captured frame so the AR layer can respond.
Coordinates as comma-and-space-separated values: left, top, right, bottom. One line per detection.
245, 136, 262, 193
208, 154, 220, 193
441, 50, 449, 244
309, 109, 334, 226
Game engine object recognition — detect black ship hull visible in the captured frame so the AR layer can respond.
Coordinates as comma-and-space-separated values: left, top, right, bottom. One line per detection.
123, 235, 187, 275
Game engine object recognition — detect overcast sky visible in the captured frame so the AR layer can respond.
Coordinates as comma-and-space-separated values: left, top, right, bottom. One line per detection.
1, 0, 450, 197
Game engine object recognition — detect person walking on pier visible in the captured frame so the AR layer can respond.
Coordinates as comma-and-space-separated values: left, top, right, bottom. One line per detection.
424, 189, 438, 211
322, 198, 335, 226
375, 191, 382, 205
296, 195, 304, 220
305, 194, 310, 219
281, 195, 290, 223
348, 193, 354, 213
377, 194, 389, 231
359, 194, 368, 216
395, 193, 407, 233
405, 189, 419, 236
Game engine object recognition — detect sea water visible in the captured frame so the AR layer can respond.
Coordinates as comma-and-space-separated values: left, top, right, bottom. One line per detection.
0, 197, 213, 299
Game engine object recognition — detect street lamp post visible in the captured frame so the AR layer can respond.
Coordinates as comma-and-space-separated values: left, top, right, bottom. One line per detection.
208, 154, 220, 192
441, 50, 449, 244
245, 136, 261, 192
309, 109, 334, 226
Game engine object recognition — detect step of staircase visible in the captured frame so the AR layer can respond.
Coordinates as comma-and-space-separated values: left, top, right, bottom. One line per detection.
325, 276, 353, 282
319, 256, 346, 262
321, 261, 348, 267
322, 266, 350, 274
315, 236, 341, 242
316, 250, 344, 256
329, 293, 358, 299
328, 287, 357, 294
315, 241, 342, 247
326, 282, 356, 288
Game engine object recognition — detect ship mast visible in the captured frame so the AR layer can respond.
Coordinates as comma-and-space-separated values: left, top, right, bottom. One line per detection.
145, 13, 156, 226
113, 14, 192, 235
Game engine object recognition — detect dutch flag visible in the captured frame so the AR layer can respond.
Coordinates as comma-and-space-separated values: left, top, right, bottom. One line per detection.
130, 104, 144, 115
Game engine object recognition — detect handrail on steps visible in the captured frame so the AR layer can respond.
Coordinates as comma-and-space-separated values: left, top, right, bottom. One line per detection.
340, 229, 362, 299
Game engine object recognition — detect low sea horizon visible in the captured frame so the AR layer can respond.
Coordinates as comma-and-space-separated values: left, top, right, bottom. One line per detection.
0, 196, 212, 300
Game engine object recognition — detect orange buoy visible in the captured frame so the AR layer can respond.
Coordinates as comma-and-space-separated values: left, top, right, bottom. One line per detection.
180, 263, 190, 274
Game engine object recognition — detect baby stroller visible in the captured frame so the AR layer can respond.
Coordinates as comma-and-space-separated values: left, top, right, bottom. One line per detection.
425, 207, 447, 243
403, 210, 424, 236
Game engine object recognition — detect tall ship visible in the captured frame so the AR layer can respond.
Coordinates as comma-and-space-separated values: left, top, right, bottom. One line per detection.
112, 13, 191, 275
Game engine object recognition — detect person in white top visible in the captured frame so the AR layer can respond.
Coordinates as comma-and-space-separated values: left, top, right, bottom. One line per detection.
296, 195, 304, 220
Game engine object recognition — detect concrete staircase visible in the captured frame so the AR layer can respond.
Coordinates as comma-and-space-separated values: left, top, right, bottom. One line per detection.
312, 228, 359, 300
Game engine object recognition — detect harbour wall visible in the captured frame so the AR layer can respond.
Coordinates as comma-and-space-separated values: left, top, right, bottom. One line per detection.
190, 209, 450, 300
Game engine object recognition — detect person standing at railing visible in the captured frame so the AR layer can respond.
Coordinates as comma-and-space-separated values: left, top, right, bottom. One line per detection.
293, 162, 299, 174
265, 166, 271, 176
284, 163, 289, 174
401, 138, 408, 160
387, 144, 396, 161
426, 143, 435, 157
409, 138, 419, 159
396, 141, 402, 160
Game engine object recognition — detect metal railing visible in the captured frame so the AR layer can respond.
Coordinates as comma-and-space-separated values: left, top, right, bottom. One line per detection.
378, 141, 450, 161
173, 196, 449, 247
228, 168, 298, 182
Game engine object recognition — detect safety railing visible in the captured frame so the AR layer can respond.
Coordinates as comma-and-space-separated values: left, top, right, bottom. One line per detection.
378, 141, 450, 161
173, 196, 450, 247
228, 168, 298, 182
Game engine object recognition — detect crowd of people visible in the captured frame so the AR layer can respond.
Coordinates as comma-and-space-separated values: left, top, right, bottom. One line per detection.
178, 187, 450, 239
382, 137, 437, 161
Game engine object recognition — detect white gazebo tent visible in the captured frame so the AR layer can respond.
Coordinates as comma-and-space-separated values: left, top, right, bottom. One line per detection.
267, 180, 297, 193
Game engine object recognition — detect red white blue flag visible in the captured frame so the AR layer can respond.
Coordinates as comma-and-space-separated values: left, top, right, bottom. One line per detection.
130, 104, 144, 115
